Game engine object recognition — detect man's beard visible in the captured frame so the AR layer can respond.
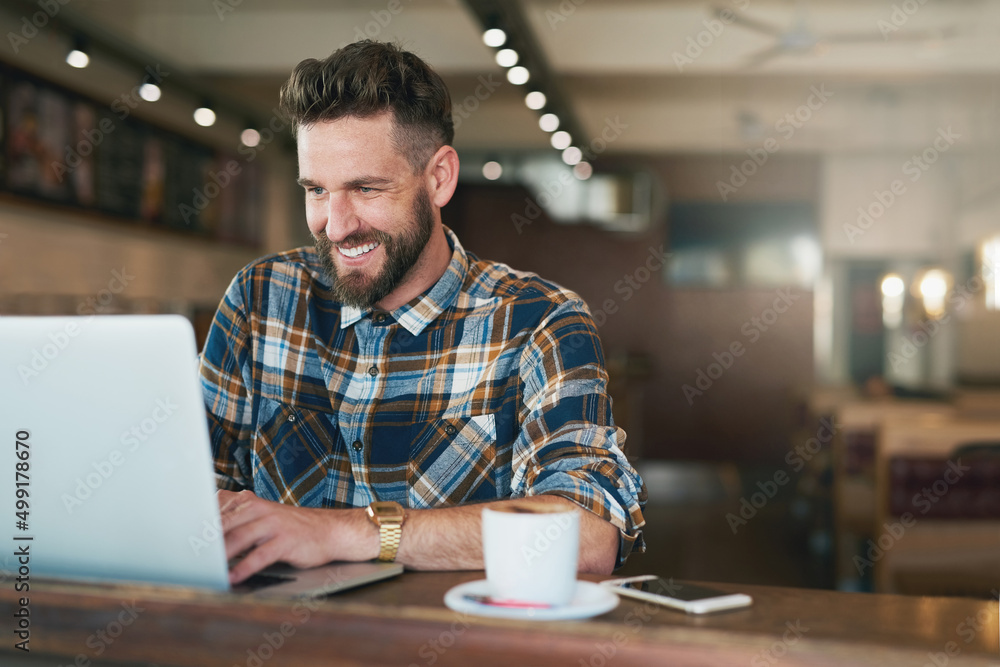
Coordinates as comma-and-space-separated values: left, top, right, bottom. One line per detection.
314, 188, 435, 309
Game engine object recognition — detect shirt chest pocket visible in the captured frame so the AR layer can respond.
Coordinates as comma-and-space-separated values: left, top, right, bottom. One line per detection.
408, 413, 499, 508
253, 396, 341, 505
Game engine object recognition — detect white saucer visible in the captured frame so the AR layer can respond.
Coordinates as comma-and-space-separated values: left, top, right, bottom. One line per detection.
443, 579, 619, 621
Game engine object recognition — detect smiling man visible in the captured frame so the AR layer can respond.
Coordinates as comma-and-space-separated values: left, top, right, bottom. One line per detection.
199, 40, 645, 584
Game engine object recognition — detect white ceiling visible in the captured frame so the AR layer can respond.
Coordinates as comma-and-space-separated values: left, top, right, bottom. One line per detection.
57, 0, 1000, 154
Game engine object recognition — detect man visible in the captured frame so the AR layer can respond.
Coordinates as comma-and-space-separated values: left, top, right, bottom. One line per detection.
199, 40, 645, 584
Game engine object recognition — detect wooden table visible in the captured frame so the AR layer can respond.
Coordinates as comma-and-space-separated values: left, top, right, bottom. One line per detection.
1, 572, 997, 666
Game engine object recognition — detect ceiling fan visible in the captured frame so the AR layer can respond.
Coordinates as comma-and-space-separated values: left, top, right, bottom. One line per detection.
712, 2, 958, 68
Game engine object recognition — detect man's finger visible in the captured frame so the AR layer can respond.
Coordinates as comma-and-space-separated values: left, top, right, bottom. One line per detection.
229, 538, 283, 585
219, 491, 261, 531
223, 517, 274, 563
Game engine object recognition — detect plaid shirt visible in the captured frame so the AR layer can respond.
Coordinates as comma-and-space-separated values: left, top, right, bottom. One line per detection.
199, 228, 646, 565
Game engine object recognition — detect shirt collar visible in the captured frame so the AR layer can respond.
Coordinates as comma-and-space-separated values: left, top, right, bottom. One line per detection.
340, 304, 367, 329
340, 227, 469, 335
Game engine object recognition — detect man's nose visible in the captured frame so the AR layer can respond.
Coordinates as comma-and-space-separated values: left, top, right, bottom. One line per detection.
323, 192, 361, 242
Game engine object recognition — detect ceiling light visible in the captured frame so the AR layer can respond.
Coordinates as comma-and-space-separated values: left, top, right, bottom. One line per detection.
525, 91, 546, 110
562, 146, 582, 165
193, 102, 216, 127
507, 66, 529, 85
881, 273, 905, 328
241, 128, 261, 148
66, 49, 89, 69
551, 131, 571, 150
539, 113, 560, 132
139, 83, 161, 102
919, 270, 948, 299
495, 48, 519, 68
482, 160, 503, 180
881, 274, 904, 298
573, 162, 593, 180
483, 28, 506, 48
918, 268, 951, 319
982, 236, 1000, 310
66, 37, 89, 69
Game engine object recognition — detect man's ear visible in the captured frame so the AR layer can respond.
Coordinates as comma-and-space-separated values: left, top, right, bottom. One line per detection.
425, 145, 459, 208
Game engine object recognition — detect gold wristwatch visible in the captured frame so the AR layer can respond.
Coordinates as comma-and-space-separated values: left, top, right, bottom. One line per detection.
366, 501, 405, 562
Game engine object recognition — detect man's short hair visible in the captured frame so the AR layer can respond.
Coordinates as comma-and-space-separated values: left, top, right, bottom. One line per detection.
279, 40, 454, 173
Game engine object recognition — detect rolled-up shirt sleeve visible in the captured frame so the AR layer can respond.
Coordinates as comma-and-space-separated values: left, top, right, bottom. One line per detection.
513, 297, 647, 568
198, 274, 255, 491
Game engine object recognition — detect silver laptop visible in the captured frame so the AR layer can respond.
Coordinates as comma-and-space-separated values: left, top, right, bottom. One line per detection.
0, 315, 401, 597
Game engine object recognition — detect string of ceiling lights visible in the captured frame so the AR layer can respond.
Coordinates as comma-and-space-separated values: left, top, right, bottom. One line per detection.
43, 9, 267, 151
38, 0, 590, 163
463, 0, 594, 182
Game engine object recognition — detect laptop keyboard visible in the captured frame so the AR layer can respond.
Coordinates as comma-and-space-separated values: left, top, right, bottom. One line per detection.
235, 571, 297, 592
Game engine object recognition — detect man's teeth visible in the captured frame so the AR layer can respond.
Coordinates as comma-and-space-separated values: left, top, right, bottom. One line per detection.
338, 242, 379, 258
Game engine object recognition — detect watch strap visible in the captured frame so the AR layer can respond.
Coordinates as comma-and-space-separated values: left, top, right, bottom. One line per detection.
368, 502, 405, 562
376, 519, 402, 562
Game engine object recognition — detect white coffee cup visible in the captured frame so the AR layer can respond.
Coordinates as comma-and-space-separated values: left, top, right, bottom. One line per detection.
481, 501, 580, 606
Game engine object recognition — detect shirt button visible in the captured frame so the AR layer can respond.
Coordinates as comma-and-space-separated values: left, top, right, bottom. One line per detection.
368, 366, 378, 377
287, 414, 296, 423
374, 313, 387, 323
352, 440, 363, 452
445, 424, 457, 436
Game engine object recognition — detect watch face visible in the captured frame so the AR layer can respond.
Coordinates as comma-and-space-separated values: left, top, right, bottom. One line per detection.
370, 502, 403, 518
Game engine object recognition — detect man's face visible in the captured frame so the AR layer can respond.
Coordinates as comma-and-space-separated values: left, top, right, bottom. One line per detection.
298, 114, 436, 309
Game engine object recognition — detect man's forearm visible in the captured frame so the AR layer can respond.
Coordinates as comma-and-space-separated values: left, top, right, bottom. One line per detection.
393, 495, 620, 573
221, 491, 621, 584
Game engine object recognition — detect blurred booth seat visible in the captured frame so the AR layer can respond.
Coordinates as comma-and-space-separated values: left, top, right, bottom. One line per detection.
875, 416, 1000, 597
826, 399, 956, 590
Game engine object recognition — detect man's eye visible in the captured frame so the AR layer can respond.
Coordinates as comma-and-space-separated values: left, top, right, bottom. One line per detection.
358, 186, 374, 194
309, 187, 326, 196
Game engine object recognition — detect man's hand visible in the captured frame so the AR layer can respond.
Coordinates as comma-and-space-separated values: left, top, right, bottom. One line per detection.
218, 489, 376, 584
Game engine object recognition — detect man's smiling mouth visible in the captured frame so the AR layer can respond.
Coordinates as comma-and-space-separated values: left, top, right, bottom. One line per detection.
338, 242, 380, 258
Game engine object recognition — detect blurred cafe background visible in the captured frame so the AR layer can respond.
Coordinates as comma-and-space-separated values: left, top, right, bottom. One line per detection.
1, 0, 998, 597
